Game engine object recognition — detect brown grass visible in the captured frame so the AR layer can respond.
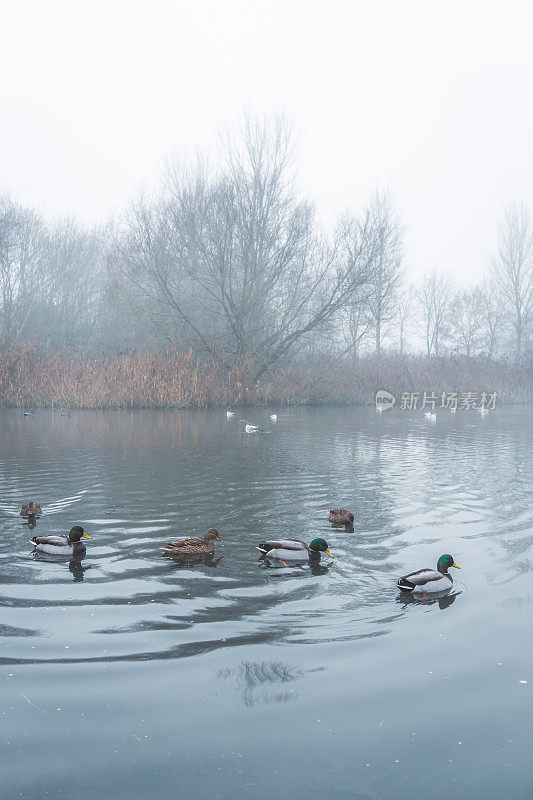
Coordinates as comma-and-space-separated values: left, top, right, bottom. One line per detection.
0, 345, 529, 409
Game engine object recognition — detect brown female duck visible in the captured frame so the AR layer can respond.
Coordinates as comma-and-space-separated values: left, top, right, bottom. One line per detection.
161, 528, 222, 557
20, 502, 42, 518
329, 508, 354, 531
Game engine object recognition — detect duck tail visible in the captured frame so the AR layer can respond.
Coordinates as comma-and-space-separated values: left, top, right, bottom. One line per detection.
257, 543, 269, 554
29, 537, 38, 546
397, 578, 415, 592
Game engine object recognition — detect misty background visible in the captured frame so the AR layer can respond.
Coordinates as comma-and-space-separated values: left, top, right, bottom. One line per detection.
0, 0, 532, 371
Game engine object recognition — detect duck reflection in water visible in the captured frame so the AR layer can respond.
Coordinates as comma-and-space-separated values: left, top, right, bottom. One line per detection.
69, 557, 91, 582
398, 590, 461, 610
164, 552, 223, 570
260, 557, 329, 576
21, 503, 42, 531
32, 552, 91, 582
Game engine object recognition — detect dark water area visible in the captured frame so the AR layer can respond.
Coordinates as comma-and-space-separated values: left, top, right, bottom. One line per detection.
0, 406, 531, 800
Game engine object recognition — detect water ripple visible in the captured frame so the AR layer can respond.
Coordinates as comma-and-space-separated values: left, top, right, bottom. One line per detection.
0, 406, 531, 667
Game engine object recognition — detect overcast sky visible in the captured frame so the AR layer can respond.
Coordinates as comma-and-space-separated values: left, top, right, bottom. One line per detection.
1, 0, 532, 285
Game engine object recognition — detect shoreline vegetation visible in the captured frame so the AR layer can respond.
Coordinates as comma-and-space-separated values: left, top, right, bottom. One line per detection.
0, 346, 530, 409
2, 120, 532, 405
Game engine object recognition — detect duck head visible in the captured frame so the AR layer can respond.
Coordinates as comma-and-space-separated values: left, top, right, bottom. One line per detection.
203, 528, 222, 543
437, 554, 460, 573
309, 538, 332, 557
68, 526, 92, 542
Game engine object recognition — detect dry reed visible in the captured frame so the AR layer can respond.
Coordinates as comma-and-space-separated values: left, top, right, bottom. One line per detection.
0, 345, 529, 409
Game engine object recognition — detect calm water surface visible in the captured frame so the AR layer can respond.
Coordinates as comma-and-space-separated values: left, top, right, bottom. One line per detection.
0, 406, 531, 800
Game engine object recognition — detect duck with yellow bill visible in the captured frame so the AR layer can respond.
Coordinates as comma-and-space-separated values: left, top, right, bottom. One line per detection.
30, 526, 92, 556
397, 554, 460, 593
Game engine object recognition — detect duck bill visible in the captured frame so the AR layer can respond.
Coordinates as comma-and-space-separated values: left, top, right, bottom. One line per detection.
325, 548, 333, 558
216, 535, 223, 542
452, 563, 460, 569
82, 533, 93, 539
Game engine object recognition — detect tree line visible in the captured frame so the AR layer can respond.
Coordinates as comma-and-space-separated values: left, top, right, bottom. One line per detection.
1, 118, 531, 378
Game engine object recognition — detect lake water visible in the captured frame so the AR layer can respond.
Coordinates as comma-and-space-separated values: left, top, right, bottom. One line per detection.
0, 406, 531, 800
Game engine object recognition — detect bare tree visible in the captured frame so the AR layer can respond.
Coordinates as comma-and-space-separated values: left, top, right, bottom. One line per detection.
339, 293, 373, 358
393, 286, 414, 355
491, 203, 533, 358
0, 196, 115, 354
29, 218, 105, 350
366, 190, 403, 354
450, 287, 485, 357
0, 195, 46, 346
478, 278, 503, 357
417, 269, 454, 356
112, 117, 378, 380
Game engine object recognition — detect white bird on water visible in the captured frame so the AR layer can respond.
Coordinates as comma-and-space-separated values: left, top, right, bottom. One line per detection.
240, 420, 258, 433
270, 414, 277, 421
226, 410, 235, 418
424, 412, 436, 421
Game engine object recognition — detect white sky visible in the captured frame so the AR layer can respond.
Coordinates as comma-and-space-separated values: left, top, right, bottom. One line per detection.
1, 0, 532, 285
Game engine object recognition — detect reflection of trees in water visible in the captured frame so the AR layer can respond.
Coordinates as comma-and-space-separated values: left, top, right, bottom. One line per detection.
317, 431, 409, 575
218, 660, 323, 707
0, 408, 243, 453
421, 411, 532, 583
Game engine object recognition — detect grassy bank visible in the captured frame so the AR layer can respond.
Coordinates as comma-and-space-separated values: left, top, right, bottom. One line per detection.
0, 346, 529, 409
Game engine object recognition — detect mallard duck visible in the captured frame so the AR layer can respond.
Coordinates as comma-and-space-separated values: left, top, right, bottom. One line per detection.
161, 528, 222, 556
397, 554, 460, 593
30, 526, 92, 555
20, 502, 42, 518
256, 537, 332, 562
329, 508, 354, 531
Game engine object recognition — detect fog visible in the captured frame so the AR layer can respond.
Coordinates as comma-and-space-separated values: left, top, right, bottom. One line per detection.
2, 0, 532, 287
